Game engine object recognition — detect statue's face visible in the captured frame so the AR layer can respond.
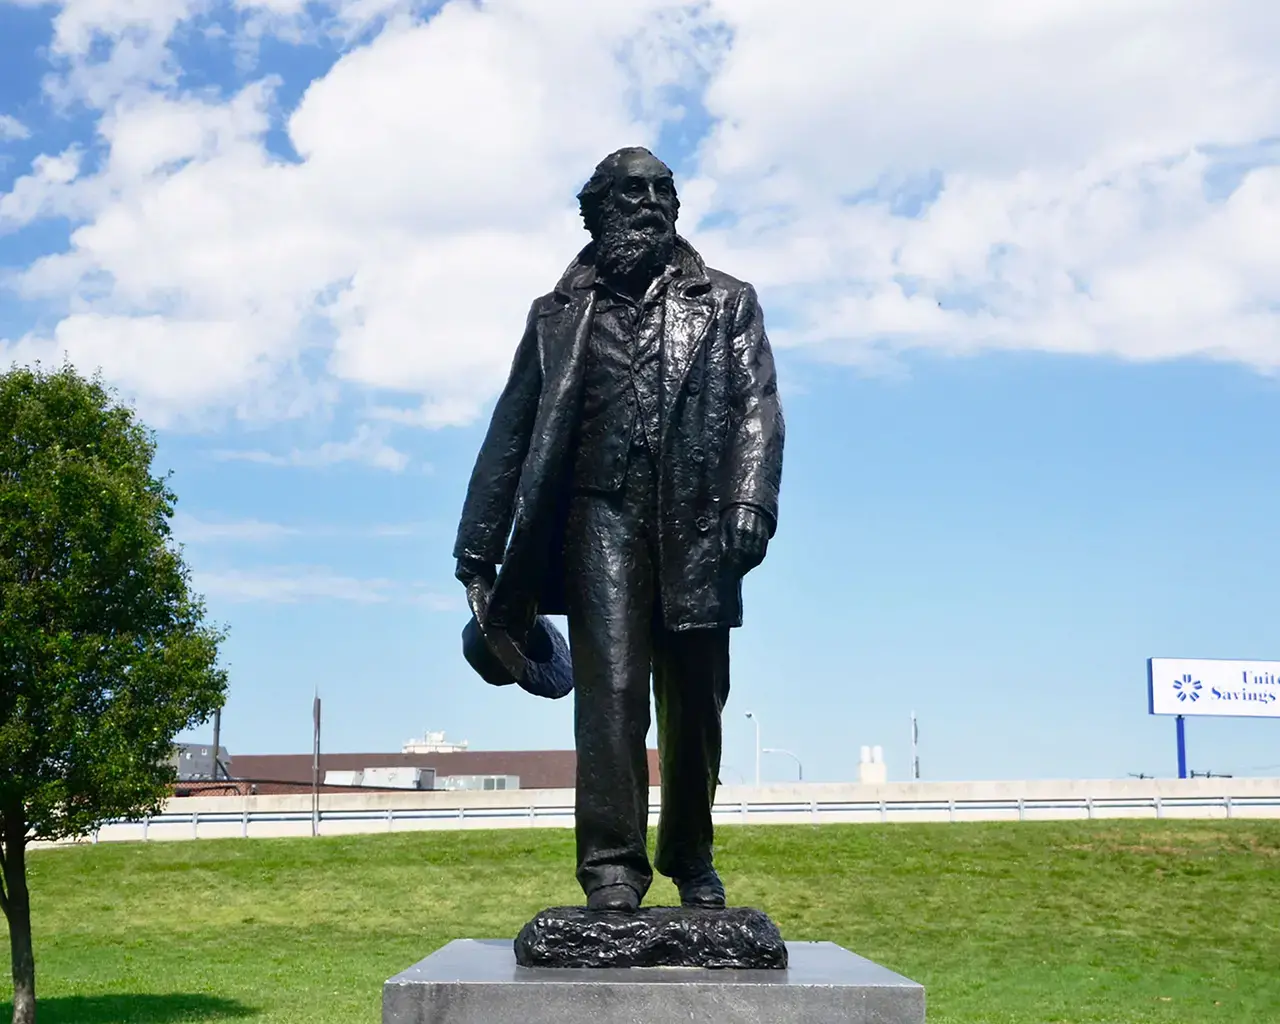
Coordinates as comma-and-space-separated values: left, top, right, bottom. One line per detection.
608, 151, 678, 233
595, 151, 678, 280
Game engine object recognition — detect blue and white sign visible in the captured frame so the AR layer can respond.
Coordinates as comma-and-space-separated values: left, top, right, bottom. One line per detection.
1148, 658, 1280, 718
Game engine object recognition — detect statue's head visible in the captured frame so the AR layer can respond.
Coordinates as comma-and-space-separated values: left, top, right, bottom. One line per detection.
577, 147, 680, 280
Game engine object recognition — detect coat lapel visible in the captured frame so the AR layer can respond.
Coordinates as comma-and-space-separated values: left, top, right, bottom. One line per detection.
538, 245, 595, 384
538, 293, 592, 385
661, 280, 714, 439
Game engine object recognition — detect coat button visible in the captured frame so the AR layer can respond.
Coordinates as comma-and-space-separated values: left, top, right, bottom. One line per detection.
691, 446, 705, 464
687, 379, 701, 395
695, 515, 713, 533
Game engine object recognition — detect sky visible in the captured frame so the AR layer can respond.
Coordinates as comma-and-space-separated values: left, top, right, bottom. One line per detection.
1, 0, 1279, 784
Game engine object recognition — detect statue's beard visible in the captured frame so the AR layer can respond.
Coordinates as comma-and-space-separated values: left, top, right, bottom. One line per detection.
595, 208, 676, 284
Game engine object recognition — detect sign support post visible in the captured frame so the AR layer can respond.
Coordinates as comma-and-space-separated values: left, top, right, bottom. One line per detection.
1148, 658, 1279, 778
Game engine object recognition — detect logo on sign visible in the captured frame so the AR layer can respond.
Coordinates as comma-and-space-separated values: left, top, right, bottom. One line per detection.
1174, 674, 1202, 702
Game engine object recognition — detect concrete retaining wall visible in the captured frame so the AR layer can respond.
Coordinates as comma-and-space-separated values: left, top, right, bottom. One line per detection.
36, 777, 1280, 846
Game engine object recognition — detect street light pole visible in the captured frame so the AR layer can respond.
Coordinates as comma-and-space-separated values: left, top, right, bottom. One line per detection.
745, 711, 760, 786
763, 747, 802, 781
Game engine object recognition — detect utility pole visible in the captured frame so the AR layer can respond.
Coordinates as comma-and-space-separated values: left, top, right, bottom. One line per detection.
911, 710, 920, 781
211, 707, 222, 781
312, 691, 322, 837
745, 711, 761, 786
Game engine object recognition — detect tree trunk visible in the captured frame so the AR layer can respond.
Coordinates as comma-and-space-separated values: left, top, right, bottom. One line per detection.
0, 807, 35, 1024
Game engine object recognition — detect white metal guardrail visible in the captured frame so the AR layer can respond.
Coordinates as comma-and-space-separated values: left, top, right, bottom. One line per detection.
67, 792, 1280, 844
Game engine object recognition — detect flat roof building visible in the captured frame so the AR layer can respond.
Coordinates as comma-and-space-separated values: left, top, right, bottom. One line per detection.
228, 749, 662, 793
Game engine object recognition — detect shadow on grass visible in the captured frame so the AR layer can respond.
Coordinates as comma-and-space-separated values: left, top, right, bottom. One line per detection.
2, 993, 256, 1023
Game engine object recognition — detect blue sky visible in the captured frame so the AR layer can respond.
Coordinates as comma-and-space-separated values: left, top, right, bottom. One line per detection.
2, 1, 1279, 783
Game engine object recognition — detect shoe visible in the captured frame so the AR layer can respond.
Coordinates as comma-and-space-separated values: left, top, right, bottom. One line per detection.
674, 866, 726, 908
587, 883, 641, 912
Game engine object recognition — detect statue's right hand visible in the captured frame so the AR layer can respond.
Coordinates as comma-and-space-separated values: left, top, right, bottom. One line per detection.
455, 556, 497, 590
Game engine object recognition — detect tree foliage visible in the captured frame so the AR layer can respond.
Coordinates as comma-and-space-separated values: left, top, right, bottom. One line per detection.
0, 363, 227, 1022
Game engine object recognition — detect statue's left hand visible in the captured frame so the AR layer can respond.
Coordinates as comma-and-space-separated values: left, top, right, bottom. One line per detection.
456, 556, 496, 588
721, 506, 769, 576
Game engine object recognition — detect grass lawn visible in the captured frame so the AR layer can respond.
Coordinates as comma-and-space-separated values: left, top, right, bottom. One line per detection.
2, 820, 1278, 1023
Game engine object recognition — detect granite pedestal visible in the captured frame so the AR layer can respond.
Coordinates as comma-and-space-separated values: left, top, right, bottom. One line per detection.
383, 938, 925, 1023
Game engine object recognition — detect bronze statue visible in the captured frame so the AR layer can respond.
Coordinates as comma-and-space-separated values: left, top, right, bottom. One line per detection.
455, 147, 784, 914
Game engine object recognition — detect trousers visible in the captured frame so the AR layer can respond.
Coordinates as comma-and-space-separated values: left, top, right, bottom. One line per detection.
564, 441, 730, 898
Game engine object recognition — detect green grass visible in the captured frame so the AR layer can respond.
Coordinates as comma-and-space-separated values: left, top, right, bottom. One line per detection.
2, 821, 1278, 1023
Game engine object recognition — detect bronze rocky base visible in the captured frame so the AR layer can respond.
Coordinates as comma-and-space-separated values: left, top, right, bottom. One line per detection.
514, 906, 788, 970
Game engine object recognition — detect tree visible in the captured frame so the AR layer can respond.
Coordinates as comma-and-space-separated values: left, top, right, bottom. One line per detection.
0, 365, 227, 1024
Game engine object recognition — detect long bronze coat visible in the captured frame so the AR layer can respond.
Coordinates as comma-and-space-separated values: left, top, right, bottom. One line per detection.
453, 240, 784, 637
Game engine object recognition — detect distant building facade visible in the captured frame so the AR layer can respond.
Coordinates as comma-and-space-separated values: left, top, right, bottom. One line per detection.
221, 749, 662, 794
323, 766, 436, 790
171, 743, 232, 781
437, 774, 520, 792
858, 745, 887, 785
401, 730, 469, 754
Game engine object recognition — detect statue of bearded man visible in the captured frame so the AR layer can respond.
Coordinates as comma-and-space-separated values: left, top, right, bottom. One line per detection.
454, 147, 784, 912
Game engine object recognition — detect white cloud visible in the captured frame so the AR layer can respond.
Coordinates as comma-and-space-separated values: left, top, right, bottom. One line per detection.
191, 565, 456, 604
211, 424, 411, 471
21, 0, 208, 109
233, 0, 422, 45
367, 521, 430, 537
407, 584, 463, 613
1, 313, 292, 425
234, 0, 309, 14
27, 0, 199, 58
172, 512, 434, 541
678, 1, 1280, 370
193, 566, 399, 603
0, 1, 714, 425
3, 1, 1280, 430
698, 1, 1280, 183
0, 115, 31, 142
172, 513, 304, 543
0, 148, 84, 225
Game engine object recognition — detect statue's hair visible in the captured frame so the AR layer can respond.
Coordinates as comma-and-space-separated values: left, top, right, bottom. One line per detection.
577, 147, 679, 239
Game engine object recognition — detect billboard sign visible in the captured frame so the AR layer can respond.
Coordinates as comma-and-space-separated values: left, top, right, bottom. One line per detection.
1148, 658, 1280, 718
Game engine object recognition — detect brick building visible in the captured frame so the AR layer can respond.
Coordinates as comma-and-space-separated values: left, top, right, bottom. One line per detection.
212, 749, 662, 794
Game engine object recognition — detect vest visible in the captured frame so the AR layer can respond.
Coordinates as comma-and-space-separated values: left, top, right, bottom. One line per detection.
571, 279, 666, 493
